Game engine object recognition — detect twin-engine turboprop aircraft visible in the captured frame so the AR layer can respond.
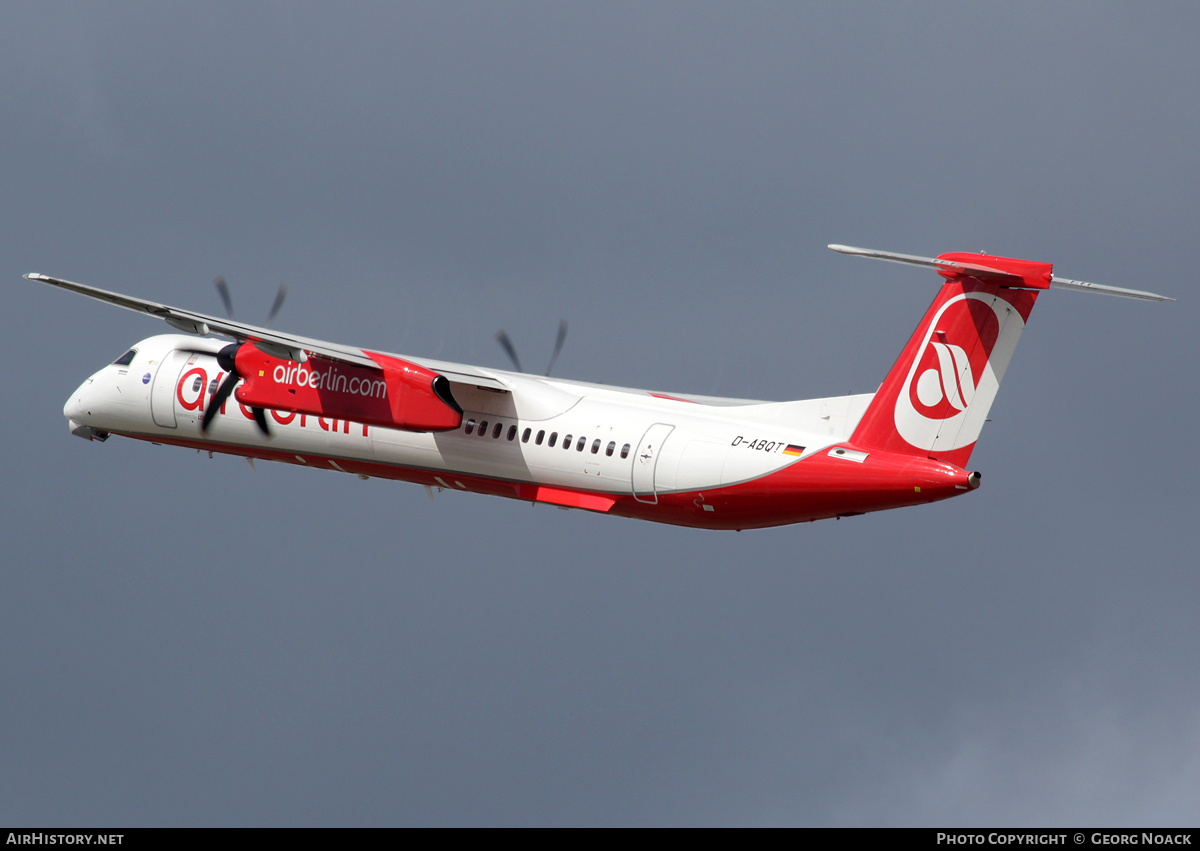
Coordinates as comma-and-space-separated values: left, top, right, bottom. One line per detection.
28, 245, 1171, 530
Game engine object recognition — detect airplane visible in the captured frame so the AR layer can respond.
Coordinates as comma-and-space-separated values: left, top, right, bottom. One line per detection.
26, 245, 1172, 531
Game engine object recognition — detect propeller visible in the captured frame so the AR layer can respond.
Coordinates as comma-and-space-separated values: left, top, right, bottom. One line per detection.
200, 341, 270, 438
214, 276, 234, 319
213, 276, 288, 327
494, 330, 522, 373
202, 276, 289, 437
494, 319, 569, 376
545, 319, 568, 377
265, 284, 288, 326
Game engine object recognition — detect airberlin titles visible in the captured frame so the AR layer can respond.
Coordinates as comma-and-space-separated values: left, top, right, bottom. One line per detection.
175, 362, 370, 435
229, 345, 461, 433
273, 361, 386, 398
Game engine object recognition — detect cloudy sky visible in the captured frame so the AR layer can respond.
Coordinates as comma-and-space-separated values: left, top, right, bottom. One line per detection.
2, 1, 1197, 826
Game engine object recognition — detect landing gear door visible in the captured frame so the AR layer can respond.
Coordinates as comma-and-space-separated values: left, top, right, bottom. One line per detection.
150, 350, 191, 428
632, 423, 675, 504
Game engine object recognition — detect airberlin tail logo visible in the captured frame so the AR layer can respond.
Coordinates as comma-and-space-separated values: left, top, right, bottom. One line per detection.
893, 292, 1023, 452
912, 341, 976, 419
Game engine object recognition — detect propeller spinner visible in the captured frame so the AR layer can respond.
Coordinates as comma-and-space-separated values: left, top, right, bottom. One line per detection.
200, 276, 290, 437
200, 343, 271, 437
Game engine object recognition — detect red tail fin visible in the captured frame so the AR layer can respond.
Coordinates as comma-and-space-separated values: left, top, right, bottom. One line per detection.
849, 253, 1046, 468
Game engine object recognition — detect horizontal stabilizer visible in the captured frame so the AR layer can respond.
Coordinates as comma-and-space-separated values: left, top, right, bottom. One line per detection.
1045, 275, 1174, 301
827, 245, 1174, 302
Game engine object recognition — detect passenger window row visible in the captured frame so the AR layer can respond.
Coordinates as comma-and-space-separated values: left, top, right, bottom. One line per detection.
463, 418, 631, 459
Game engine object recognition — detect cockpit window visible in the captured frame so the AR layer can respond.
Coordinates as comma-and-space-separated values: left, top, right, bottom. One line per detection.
112, 349, 137, 366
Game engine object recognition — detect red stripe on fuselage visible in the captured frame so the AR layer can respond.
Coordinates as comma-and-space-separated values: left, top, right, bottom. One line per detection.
116, 432, 974, 531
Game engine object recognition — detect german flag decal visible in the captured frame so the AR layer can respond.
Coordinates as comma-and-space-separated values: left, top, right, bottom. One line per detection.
783, 444, 805, 456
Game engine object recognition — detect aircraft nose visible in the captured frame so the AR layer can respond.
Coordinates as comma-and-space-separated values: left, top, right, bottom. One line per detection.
63, 377, 111, 441
63, 377, 93, 422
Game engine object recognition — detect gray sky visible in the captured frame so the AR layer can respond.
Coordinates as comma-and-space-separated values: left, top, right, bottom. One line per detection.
2, 1, 1197, 826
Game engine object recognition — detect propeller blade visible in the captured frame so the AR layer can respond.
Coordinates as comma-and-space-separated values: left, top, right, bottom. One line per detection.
213, 276, 234, 319
201, 371, 240, 434
265, 283, 288, 326
494, 330, 522, 372
251, 407, 271, 437
545, 319, 568, 376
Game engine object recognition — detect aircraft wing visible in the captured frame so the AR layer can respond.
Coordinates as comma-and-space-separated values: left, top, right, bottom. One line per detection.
22, 272, 508, 389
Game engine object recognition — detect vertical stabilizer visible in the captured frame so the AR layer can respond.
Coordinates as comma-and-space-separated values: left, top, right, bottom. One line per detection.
847, 253, 1044, 467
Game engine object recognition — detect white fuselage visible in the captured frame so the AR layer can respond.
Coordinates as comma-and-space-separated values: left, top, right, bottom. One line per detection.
67, 334, 873, 505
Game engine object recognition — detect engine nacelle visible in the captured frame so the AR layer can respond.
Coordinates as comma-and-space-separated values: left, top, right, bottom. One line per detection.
232, 346, 462, 432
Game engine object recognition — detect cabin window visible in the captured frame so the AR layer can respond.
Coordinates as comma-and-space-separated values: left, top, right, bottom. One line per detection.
112, 349, 137, 366
536, 430, 545, 445
492, 422, 503, 439
591, 439, 601, 454
606, 441, 615, 457
192, 376, 203, 393
465, 418, 476, 435
576, 436, 586, 452
209, 378, 220, 395
507, 425, 518, 441
548, 431, 558, 447
563, 434, 573, 450
478, 420, 489, 437
522, 428, 531, 443
620, 443, 631, 459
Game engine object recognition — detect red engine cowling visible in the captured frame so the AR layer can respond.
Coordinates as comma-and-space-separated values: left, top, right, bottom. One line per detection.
233, 346, 462, 432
